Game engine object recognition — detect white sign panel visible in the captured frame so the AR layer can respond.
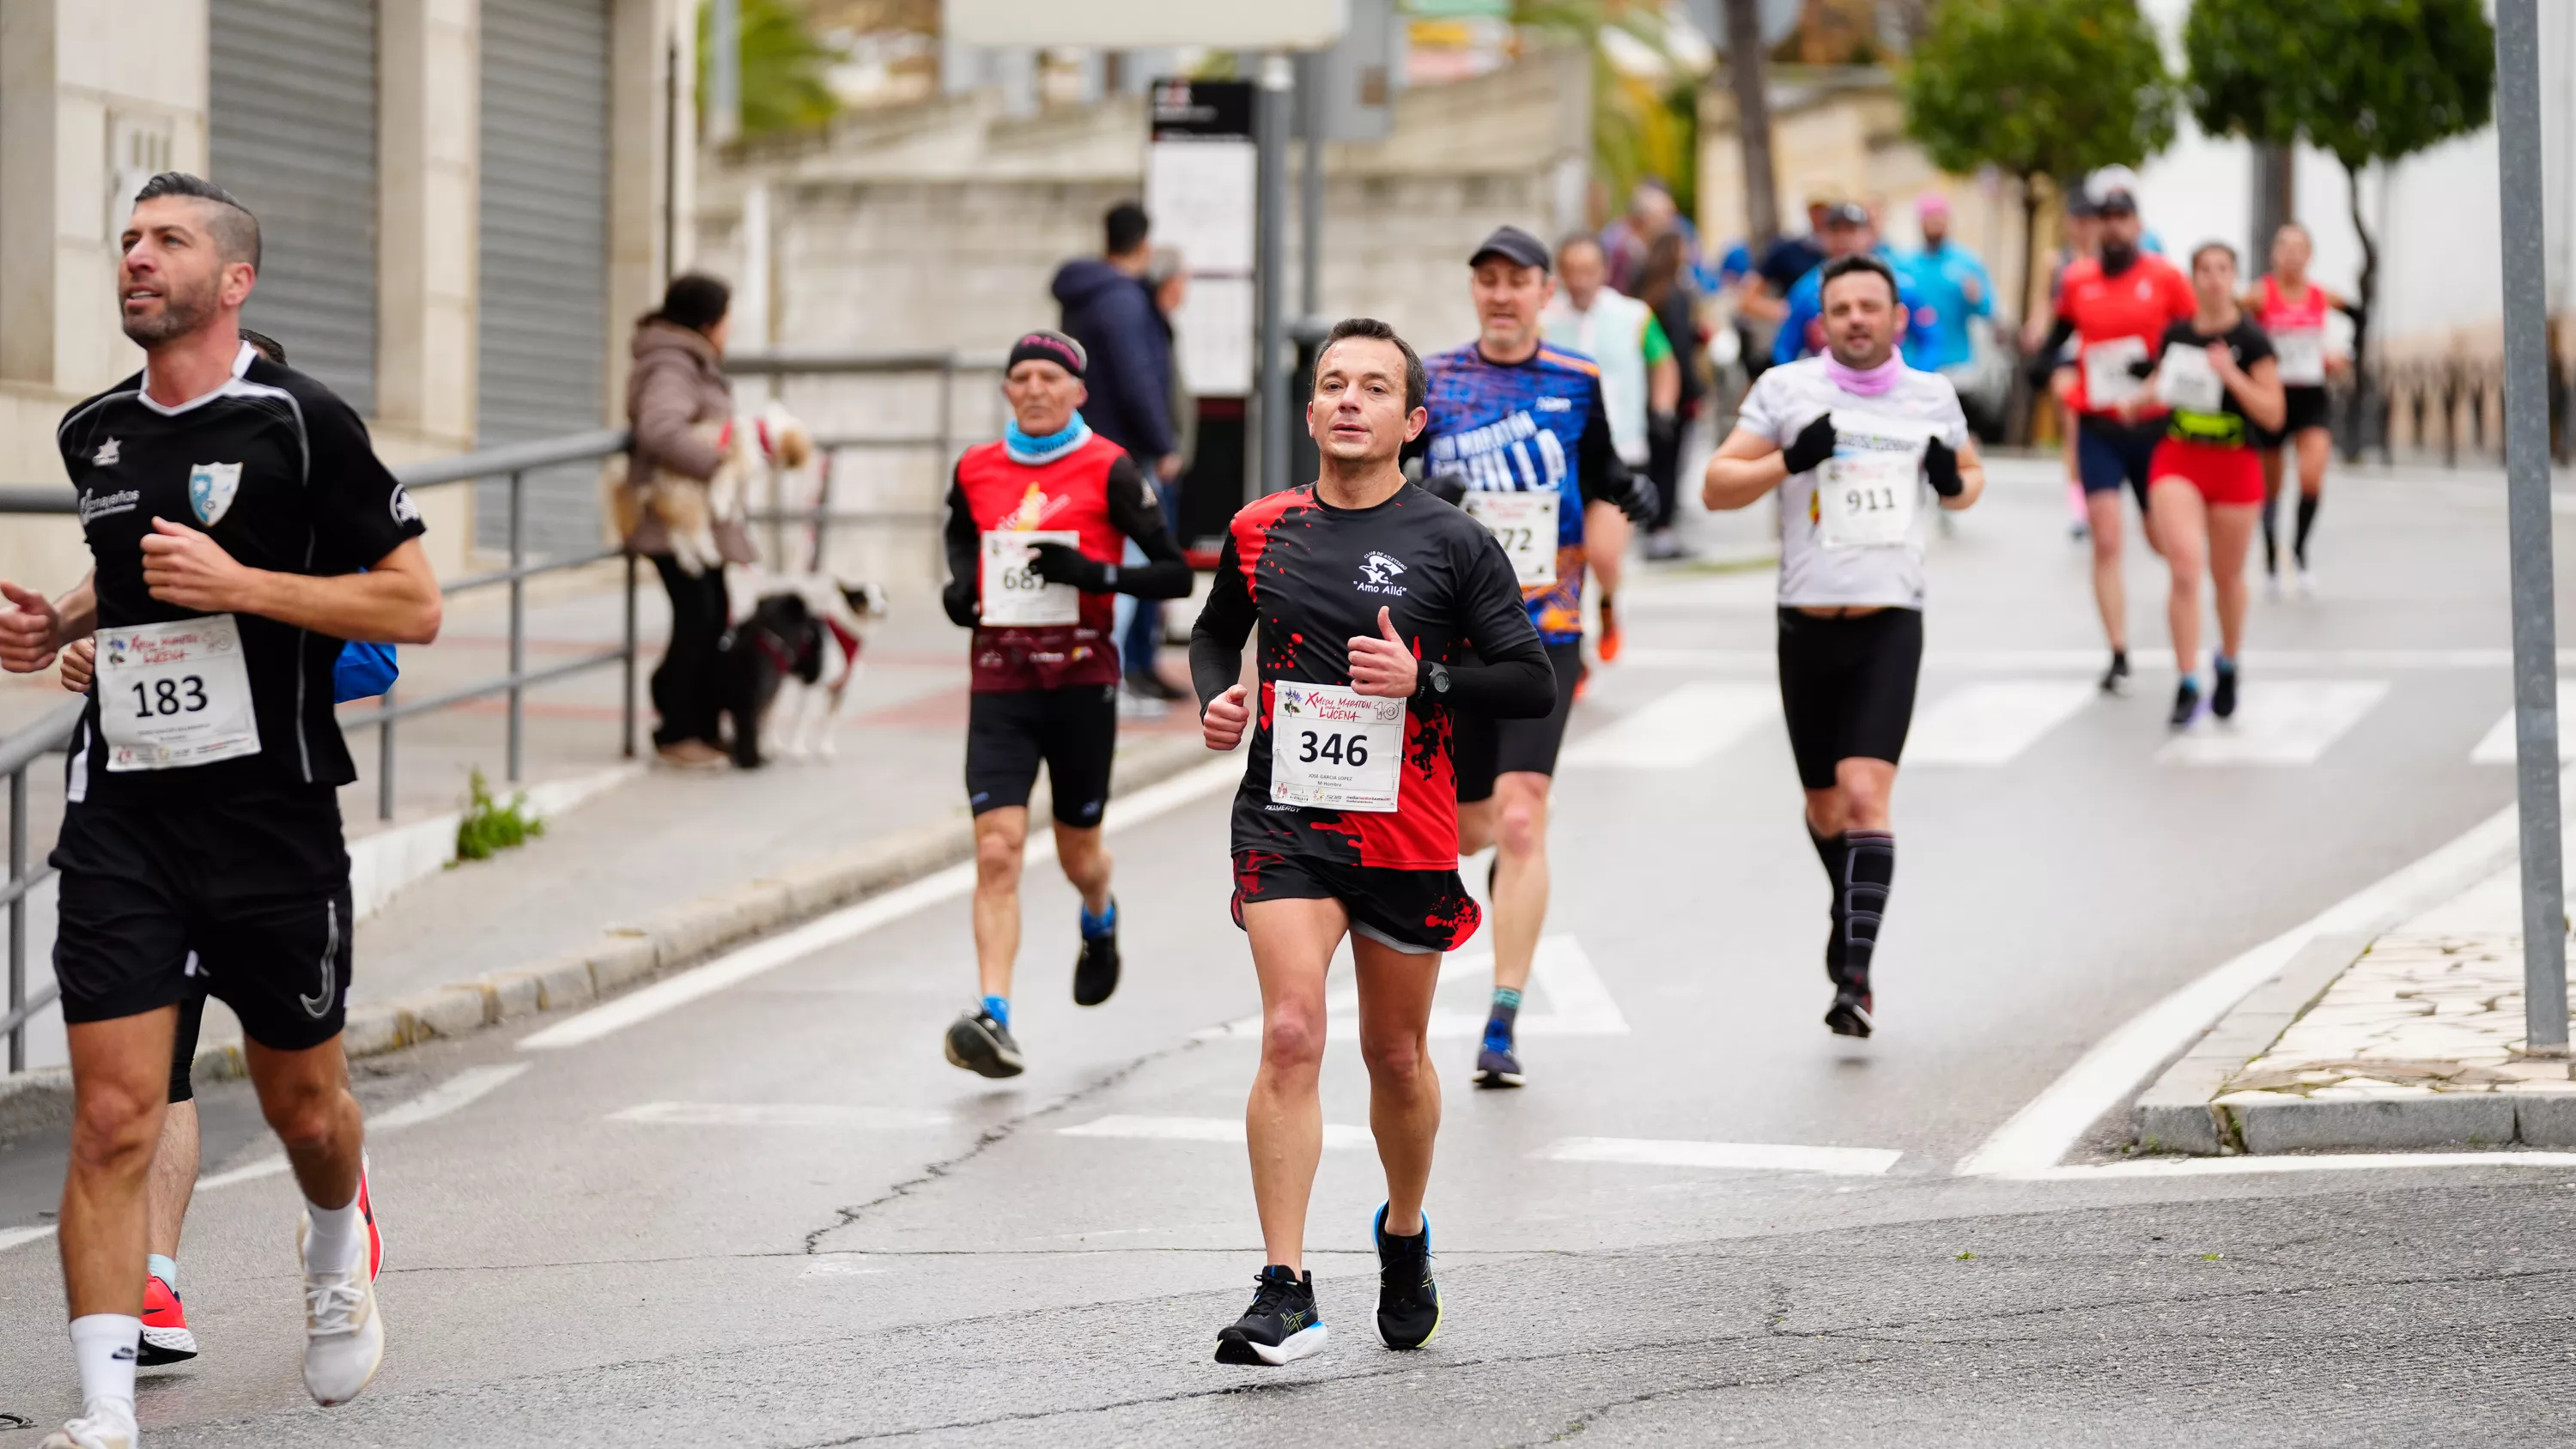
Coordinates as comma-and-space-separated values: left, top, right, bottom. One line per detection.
1147, 141, 1256, 276
1173, 275, 1255, 399
945, 0, 1348, 48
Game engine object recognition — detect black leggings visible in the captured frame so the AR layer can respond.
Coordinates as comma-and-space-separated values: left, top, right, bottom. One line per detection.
1777, 607, 1923, 790
651, 555, 732, 749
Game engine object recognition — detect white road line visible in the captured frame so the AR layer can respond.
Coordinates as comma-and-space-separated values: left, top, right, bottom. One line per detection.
1560, 682, 1776, 769
2155, 680, 2389, 766
608, 1101, 952, 1130
2023, 1151, 2576, 1181
1058, 1114, 1375, 1150
1907, 680, 2099, 767
1534, 1137, 1901, 1176
520, 758, 1242, 1050
1195, 935, 1628, 1041
1955, 794, 2528, 1179
1620, 646, 2556, 673
2470, 682, 2576, 764
0, 1225, 53, 1253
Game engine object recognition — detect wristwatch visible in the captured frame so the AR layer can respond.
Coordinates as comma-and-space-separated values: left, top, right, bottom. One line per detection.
1414, 661, 1452, 701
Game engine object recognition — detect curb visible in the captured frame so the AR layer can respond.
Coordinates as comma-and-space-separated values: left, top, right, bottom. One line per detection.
0, 731, 1212, 1140
2129, 934, 2370, 1155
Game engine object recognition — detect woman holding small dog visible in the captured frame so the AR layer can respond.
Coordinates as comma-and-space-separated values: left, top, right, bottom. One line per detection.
622, 273, 754, 769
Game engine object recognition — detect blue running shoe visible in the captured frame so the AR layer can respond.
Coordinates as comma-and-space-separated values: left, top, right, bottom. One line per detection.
1473, 1023, 1524, 1088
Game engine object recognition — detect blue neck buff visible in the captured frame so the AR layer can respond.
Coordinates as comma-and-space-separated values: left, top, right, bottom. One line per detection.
1005, 413, 1091, 465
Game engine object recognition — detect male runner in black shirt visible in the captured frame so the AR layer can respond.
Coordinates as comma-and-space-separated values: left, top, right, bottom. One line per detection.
1192, 318, 1553, 1366
0, 173, 440, 1449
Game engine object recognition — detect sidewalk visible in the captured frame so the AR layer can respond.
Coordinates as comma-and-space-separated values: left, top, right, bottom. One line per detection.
2134, 828, 2576, 1155
0, 567, 1209, 1098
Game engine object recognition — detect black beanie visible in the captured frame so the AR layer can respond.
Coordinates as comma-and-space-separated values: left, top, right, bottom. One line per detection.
1007, 330, 1087, 379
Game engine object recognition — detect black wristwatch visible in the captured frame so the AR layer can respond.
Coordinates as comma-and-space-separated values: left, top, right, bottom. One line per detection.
1414, 661, 1452, 701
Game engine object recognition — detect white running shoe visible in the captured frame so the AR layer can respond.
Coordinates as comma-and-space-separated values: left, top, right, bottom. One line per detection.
40, 1405, 136, 1449
2264, 571, 2282, 601
2295, 564, 2317, 597
298, 1214, 386, 1407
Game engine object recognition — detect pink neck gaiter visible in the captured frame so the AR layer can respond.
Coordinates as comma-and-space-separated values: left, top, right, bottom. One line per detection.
1825, 355, 1905, 397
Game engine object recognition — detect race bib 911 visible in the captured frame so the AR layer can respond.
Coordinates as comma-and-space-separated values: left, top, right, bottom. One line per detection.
979, 530, 1081, 627
1269, 682, 1405, 813
1463, 490, 1558, 586
1816, 409, 1933, 551
97, 614, 261, 771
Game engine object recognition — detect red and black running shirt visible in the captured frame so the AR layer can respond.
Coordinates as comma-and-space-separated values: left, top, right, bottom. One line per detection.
1192, 483, 1546, 870
943, 434, 1174, 692
2056, 253, 2196, 415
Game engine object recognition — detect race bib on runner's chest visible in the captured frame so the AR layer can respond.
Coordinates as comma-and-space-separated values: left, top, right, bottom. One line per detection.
2081, 336, 2150, 407
2155, 343, 2226, 415
1462, 490, 1558, 585
979, 530, 1081, 627
96, 614, 261, 772
1816, 409, 1931, 551
2273, 327, 2326, 386
1269, 682, 1405, 813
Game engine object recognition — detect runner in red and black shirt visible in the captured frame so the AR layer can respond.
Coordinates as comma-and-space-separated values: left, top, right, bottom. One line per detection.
1191, 318, 1552, 1369
936, 329, 1190, 1079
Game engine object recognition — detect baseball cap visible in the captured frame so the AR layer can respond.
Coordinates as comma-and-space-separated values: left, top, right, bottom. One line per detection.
1821, 202, 1870, 228
1468, 224, 1551, 272
2085, 165, 2142, 213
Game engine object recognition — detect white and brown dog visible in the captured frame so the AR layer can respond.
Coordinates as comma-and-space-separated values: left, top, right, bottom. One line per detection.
714, 575, 890, 767
622, 403, 815, 577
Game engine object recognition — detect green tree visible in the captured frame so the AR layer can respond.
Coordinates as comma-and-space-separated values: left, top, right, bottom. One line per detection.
700, 0, 841, 142
1900, 0, 2178, 329
1513, 0, 1696, 227
2184, 0, 2494, 422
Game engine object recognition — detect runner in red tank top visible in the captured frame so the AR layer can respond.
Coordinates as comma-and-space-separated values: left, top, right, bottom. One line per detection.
936, 330, 1192, 1079
2241, 222, 2360, 595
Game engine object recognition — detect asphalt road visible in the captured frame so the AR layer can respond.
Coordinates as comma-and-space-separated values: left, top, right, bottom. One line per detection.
4, 458, 2575, 1446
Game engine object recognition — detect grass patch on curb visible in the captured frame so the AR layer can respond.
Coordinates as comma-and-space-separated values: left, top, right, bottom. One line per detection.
456, 769, 545, 861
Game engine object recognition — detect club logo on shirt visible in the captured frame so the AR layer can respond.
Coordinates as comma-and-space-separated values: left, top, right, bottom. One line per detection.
1000, 481, 1071, 530
390, 483, 421, 526
92, 438, 120, 466
77, 488, 140, 524
1536, 397, 1572, 412
1355, 551, 1408, 596
187, 462, 242, 526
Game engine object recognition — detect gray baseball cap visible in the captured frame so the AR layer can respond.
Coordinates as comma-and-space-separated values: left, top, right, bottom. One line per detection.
1468, 225, 1551, 272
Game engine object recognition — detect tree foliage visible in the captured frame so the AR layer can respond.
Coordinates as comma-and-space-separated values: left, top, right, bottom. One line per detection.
1899, 0, 2178, 188
1514, 0, 1698, 222
2183, 0, 2494, 174
700, 0, 842, 141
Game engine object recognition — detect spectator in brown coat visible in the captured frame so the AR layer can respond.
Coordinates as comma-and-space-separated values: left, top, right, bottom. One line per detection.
622, 273, 752, 767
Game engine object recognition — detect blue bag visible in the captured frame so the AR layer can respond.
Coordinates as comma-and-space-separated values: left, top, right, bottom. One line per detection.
333, 641, 399, 702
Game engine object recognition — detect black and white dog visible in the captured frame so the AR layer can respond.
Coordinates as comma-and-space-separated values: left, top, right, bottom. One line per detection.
714, 579, 890, 768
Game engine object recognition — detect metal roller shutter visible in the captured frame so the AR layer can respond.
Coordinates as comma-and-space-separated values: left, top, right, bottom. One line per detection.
210, 0, 380, 415
477, 0, 614, 556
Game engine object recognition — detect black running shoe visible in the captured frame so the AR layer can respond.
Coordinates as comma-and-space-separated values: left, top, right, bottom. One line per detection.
2168, 677, 2202, 728
1073, 898, 1119, 1007
2211, 658, 2238, 719
1825, 989, 1874, 1039
1213, 1265, 1327, 1366
2099, 651, 2130, 695
1373, 1205, 1443, 1349
943, 1008, 1024, 1078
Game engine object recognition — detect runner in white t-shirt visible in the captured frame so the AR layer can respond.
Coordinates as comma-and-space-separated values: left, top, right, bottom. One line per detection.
1702, 254, 1986, 1038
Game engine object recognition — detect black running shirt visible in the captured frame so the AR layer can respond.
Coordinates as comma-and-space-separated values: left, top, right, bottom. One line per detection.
1191, 483, 1548, 870
54, 342, 426, 803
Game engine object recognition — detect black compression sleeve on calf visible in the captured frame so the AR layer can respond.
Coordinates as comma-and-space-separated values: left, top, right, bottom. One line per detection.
2294, 494, 2319, 561
1811, 826, 1850, 988
1837, 831, 1895, 997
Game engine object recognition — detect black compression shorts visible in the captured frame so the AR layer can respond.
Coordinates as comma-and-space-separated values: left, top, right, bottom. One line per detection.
52, 790, 354, 1053
2266, 385, 2331, 442
1777, 607, 1923, 791
965, 684, 1119, 827
1455, 640, 1583, 803
1230, 851, 1482, 956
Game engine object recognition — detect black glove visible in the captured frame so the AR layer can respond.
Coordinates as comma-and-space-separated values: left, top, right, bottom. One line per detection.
2026, 354, 2064, 387
2125, 355, 2158, 379
1923, 437, 1964, 499
941, 578, 981, 628
1781, 415, 1838, 475
1028, 542, 1112, 592
1607, 471, 1660, 524
1421, 469, 1469, 506
1648, 410, 1680, 451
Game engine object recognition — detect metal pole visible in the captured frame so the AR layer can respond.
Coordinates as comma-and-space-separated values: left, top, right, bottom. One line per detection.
507, 469, 526, 784
621, 552, 640, 759
708, 0, 742, 146
378, 689, 396, 822
1298, 52, 1323, 321
934, 356, 955, 581
6, 767, 21, 1074
1256, 52, 1294, 500
2498, 0, 2567, 1054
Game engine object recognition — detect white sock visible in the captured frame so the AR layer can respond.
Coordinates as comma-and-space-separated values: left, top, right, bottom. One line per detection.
68, 1313, 139, 1422
303, 1190, 363, 1275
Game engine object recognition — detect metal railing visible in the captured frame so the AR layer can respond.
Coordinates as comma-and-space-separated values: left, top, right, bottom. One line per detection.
0, 427, 641, 1070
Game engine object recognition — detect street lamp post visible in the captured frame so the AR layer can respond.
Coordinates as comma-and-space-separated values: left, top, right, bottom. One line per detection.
2494, 0, 2567, 1054
709, 0, 743, 146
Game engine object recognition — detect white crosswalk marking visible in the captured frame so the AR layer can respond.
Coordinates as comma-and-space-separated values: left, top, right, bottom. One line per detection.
1907, 680, 2099, 767
2156, 681, 2390, 766
1531, 1137, 1901, 1176
2470, 682, 2576, 763
1560, 681, 1776, 768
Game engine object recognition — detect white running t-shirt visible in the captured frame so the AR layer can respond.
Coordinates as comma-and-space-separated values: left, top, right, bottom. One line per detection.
1734, 355, 1971, 610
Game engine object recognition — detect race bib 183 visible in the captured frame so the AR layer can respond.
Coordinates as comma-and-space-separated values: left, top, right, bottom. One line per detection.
979, 530, 1081, 627
1463, 490, 1558, 586
97, 614, 261, 772
1269, 682, 1405, 813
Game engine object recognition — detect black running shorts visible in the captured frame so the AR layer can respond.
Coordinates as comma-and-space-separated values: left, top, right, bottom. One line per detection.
1777, 607, 1923, 791
2272, 385, 2331, 440
1230, 850, 1482, 956
1455, 640, 1583, 803
965, 683, 1119, 827
52, 789, 355, 1053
